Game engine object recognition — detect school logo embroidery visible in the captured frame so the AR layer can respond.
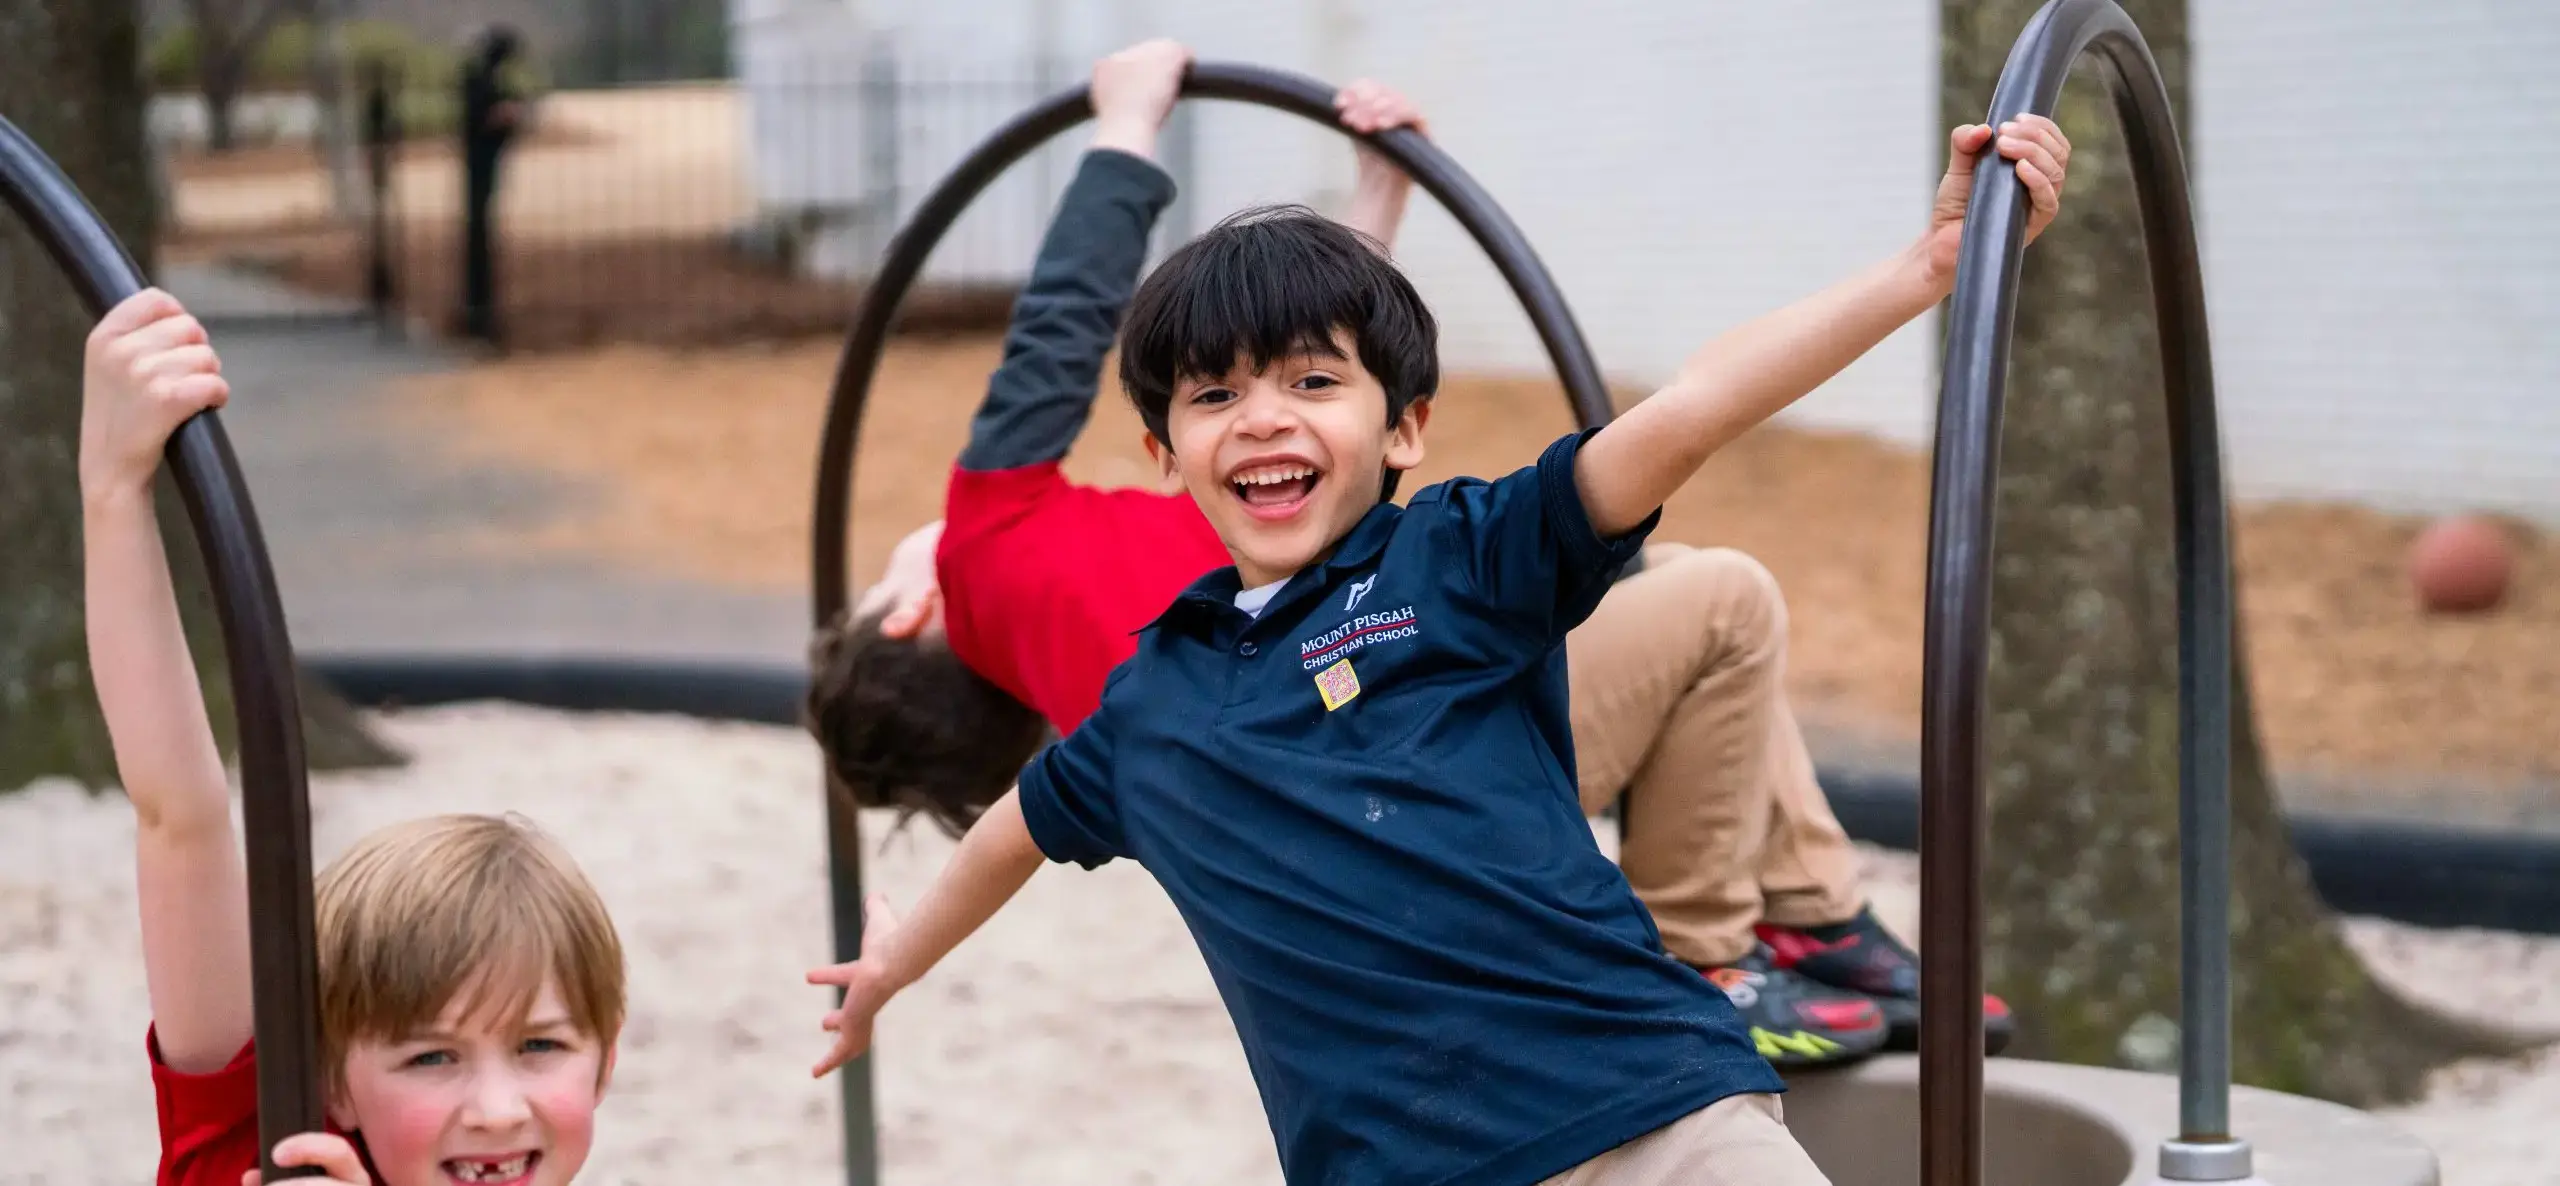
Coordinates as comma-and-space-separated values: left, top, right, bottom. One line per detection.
1314, 657, 1362, 710
1343, 572, 1379, 612
1299, 604, 1420, 671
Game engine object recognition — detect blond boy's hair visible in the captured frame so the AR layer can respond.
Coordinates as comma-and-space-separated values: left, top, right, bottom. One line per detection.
313, 813, 625, 1089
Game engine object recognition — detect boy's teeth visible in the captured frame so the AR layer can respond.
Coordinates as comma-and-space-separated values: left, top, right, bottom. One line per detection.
1235, 465, 1313, 486
451, 1155, 531, 1182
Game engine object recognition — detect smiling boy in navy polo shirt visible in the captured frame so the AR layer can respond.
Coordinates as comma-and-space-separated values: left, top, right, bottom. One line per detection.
808, 110, 2073, 1184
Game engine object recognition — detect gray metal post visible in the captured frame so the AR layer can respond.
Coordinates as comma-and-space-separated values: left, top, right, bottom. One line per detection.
1924, 3, 2257, 1182
826, 796, 881, 1186
830, 43, 894, 1186
2163, 423, 2246, 1183
1162, 101, 1198, 250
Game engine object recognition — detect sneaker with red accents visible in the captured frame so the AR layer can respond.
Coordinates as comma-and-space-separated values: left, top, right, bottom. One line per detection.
1696, 943, 1891, 1070
1757, 908, 2016, 1056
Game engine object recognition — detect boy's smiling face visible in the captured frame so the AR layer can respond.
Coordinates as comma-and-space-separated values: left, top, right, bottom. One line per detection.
333, 974, 612, 1186
1155, 327, 1426, 588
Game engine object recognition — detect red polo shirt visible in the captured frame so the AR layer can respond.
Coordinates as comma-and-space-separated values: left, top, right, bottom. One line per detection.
937, 462, 1227, 734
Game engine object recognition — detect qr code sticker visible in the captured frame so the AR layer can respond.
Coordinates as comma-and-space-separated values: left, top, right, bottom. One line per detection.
1314, 658, 1362, 711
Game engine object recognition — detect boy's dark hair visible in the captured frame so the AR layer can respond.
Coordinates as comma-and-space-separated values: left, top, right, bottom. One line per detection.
1118, 205, 1439, 499
802, 609, 1051, 839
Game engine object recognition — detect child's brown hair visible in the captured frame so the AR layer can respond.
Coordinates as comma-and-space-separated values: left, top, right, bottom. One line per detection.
802, 609, 1052, 838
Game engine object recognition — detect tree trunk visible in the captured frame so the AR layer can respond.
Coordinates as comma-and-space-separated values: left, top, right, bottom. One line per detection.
1941, 0, 2529, 1108
0, 0, 399, 795
186, 0, 287, 155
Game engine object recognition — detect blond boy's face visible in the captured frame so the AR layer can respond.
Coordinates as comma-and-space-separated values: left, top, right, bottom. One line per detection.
1156, 327, 1427, 588
332, 974, 614, 1186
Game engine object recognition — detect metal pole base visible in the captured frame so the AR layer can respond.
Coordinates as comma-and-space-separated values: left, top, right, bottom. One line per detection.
2155, 1137, 2255, 1182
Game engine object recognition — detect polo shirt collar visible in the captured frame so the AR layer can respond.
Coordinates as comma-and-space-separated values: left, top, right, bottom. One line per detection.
1141, 500, 1403, 635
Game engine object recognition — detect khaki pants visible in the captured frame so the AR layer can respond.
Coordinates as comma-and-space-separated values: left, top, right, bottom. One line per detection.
1565, 545, 1865, 967
1540, 1094, 1833, 1186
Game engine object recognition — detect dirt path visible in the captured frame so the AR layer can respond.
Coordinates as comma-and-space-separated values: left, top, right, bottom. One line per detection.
165, 84, 752, 240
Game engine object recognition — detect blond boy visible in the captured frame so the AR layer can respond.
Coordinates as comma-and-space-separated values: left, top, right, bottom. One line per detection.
81, 290, 626, 1186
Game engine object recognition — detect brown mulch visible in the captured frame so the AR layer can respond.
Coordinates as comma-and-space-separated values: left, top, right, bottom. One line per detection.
385, 337, 2560, 803
166, 222, 1018, 350
161, 123, 599, 184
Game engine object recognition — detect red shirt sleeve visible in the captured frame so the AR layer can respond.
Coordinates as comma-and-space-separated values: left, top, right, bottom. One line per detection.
150, 1027, 365, 1186
150, 1025, 264, 1186
940, 462, 1230, 733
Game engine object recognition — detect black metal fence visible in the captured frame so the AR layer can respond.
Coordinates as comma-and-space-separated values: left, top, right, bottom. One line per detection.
152, 46, 1097, 351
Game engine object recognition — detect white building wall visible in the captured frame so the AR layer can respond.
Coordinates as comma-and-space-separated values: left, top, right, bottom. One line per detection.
734, 0, 1101, 281
2191, 0, 2560, 519
750, 0, 1941, 440
1343, 0, 1939, 444
735, 0, 2560, 521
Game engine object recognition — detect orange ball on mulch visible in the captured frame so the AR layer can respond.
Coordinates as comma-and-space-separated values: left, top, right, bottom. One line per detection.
2407, 514, 2515, 614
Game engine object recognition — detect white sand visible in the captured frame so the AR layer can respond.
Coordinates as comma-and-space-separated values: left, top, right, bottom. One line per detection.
3, 706, 2553, 1185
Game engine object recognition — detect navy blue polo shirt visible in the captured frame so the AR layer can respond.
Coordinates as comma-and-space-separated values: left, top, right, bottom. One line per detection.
1017, 430, 1784, 1186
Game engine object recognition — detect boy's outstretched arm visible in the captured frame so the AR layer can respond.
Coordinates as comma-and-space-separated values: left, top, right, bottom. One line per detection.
805, 681, 1126, 1075
805, 789, 1045, 1076
1335, 80, 1427, 253
79, 289, 255, 1074
1575, 118, 2071, 537
953, 39, 1188, 475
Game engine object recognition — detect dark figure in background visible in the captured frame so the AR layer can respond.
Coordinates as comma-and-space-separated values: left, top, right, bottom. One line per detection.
362, 56, 399, 325
458, 25, 526, 344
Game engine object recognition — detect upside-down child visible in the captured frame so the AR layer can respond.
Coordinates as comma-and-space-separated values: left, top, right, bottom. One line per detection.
81, 290, 628, 1186
805, 37, 2013, 1066
804, 72, 2071, 1180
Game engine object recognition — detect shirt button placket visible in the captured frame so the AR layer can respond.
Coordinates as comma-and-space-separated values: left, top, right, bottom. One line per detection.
1221, 615, 1258, 716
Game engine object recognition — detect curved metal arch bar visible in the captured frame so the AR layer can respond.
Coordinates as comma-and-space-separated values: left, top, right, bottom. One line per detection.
0, 119, 322, 1179
1921, 2, 2236, 1185
806, 61, 1615, 1186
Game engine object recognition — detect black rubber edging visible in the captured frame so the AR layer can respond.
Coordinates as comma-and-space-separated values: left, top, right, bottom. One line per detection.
310, 653, 811, 725
305, 652, 2560, 938
1825, 766, 2559, 938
